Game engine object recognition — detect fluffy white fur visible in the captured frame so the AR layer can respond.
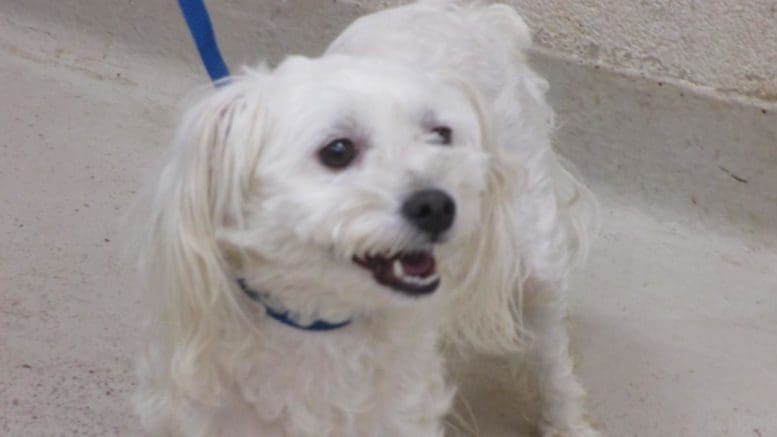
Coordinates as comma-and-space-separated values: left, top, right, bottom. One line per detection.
135, 1, 599, 436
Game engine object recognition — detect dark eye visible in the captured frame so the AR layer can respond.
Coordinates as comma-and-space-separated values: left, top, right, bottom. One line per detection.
318, 138, 357, 169
432, 126, 452, 145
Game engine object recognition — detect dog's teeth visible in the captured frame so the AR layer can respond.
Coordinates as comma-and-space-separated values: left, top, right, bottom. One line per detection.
403, 275, 422, 285
393, 259, 405, 278
397, 273, 439, 286
391, 256, 439, 287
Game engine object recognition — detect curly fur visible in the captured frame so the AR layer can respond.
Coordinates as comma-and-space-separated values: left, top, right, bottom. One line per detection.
135, 1, 599, 436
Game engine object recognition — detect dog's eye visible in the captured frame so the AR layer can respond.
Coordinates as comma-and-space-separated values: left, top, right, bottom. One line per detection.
431, 126, 452, 145
319, 138, 357, 169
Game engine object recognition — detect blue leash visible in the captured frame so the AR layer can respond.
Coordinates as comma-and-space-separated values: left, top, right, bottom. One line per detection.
177, 0, 230, 84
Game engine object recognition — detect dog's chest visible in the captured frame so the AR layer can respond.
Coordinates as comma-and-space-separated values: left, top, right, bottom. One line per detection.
228, 324, 452, 436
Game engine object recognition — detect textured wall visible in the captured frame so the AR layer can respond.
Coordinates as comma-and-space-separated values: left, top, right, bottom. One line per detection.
352, 0, 777, 102
515, 0, 777, 102
7, 0, 775, 101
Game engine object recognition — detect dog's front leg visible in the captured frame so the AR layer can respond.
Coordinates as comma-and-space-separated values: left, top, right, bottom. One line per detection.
524, 284, 601, 437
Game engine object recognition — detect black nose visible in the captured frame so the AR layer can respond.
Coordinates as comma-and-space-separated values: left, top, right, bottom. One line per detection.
401, 189, 456, 240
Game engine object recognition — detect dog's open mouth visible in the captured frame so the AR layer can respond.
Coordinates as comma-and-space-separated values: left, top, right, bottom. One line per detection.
353, 250, 440, 296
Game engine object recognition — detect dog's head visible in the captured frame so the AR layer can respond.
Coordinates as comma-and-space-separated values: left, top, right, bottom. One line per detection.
211, 56, 489, 311
145, 55, 493, 340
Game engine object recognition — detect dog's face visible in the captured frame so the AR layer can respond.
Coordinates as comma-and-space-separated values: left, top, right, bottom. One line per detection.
214, 55, 489, 312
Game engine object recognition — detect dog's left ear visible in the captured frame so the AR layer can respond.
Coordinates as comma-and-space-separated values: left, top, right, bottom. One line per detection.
140, 72, 268, 403
441, 70, 598, 355
438, 79, 534, 354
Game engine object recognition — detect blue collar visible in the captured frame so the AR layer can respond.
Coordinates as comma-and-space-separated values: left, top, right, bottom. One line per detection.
236, 279, 352, 332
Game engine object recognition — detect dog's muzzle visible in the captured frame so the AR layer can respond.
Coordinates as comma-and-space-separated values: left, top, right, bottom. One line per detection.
353, 250, 440, 296
352, 189, 455, 296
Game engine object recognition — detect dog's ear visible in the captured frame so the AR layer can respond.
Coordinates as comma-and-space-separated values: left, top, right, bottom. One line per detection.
440, 82, 533, 354
442, 70, 598, 355
140, 73, 267, 402
510, 68, 599, 285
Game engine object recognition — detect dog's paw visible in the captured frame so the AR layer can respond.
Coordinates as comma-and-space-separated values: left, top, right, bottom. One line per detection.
539, 422, 602, 437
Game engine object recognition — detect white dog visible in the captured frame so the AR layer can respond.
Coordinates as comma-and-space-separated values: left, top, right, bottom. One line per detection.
135, 1, 598, 436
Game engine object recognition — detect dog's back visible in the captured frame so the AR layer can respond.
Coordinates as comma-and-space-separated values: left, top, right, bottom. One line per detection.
327, 1, 535, 104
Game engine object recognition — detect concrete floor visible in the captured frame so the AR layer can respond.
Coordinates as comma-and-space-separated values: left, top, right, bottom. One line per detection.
2, 3, 776, 437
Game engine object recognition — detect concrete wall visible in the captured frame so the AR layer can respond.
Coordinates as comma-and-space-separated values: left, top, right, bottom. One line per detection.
8, 0, 775, 103
514, 0, 777, 102
353, 0, 777, 103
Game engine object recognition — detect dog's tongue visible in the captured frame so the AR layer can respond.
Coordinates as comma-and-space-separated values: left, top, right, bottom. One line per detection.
399, 252, 435, 277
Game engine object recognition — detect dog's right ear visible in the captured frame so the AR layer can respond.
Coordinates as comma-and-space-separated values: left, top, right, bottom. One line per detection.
139, 72, 267, 403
